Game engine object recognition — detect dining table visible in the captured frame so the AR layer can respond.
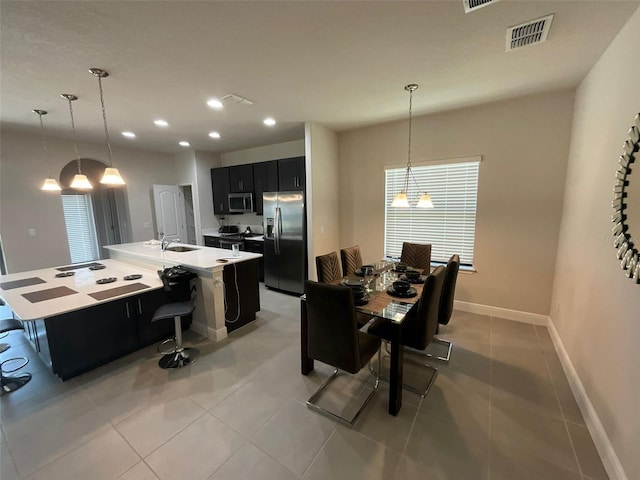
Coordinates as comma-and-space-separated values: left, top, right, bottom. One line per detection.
300, 263, 425, 416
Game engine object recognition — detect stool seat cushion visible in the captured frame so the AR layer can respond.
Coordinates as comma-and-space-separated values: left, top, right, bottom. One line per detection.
0, 319, 24, 335
152, 300, 195, 322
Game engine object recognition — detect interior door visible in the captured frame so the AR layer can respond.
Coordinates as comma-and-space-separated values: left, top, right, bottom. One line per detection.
153, 185, 187, 242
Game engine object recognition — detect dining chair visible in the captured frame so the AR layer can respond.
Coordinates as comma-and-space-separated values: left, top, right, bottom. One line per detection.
340, 245, 363, 276
368, 265, 445, 397
304, 280, 381, 426
427, 253, 460, 363
315, 251, 342, 283
400, 242, 432, 273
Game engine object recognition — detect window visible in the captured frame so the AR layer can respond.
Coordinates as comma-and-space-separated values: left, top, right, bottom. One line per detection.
384, 156, 480, 267
61, 194, 100, 263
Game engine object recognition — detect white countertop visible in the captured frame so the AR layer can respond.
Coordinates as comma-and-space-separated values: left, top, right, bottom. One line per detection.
104, 241, 262, 270
0, 259, 164, 321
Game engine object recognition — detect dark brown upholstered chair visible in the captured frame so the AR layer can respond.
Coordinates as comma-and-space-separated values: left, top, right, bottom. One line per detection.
368, 266, 446, 397
316, 251, 342, 284
427, 254, 460, 362
400, 242, 432, 274
0, 319, 32, 396
305, 280, 381, 426
340, 245, 363, 277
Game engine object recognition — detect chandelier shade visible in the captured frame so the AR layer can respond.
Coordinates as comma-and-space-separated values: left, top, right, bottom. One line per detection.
90, 68, 126, 186
34, 109, 61, 192
390, 84, 433, 209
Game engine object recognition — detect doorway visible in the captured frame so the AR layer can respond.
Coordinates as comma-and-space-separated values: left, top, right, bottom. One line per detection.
152, 184, 196, 245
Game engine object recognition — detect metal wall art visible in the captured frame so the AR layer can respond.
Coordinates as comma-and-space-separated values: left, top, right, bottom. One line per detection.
612, 113, 640, 283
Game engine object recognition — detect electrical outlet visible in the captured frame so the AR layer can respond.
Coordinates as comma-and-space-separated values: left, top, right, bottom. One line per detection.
28, 228, 36, 237
555, 301, 560, 314
320, 225, 325, 234
143, 222, 150, 229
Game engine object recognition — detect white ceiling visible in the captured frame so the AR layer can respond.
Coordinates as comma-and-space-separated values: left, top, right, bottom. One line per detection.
1, 1, 638, 154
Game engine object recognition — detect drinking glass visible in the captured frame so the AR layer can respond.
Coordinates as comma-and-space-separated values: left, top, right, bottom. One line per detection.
362, 266, 374, 292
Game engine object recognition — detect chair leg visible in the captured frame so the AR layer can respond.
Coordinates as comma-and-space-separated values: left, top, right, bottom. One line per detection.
409, 337, 452, 363
377, 340, 438, 398
1, 357, 32, 396
158, 316, 199, 369
307, 350, 381, 427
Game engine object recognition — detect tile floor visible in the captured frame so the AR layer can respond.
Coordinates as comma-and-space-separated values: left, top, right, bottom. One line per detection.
0, 287, 608, 480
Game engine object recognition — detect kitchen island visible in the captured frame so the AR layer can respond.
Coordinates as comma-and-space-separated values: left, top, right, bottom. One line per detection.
104, 241, 261, 340
0, 259, 177, 380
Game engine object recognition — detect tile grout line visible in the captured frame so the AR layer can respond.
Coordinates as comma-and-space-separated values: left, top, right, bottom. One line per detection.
298, 423, 338, 479
488, 315, 494, 480
534, 325, 586, 479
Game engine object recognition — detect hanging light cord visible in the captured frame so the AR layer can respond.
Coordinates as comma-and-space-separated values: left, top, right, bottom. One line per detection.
37, 113, 52, 177
404, 85, 414, 194
66, 98, 83, 174
97, 75, 114, 167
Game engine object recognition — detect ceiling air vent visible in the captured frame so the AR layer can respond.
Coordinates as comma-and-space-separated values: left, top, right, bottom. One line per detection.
222, 93, 254, 106
463, 0, 500, 13
506, 14, 554, 51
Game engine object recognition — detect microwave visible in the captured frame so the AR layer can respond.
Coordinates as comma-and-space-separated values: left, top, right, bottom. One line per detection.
228, 192, 254, 213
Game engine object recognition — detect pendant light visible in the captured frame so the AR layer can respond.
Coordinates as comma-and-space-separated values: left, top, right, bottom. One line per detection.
34, 109, 61, 192
61, 94, 93, 190
89, 68, 126, 185
390, 84, 433, 208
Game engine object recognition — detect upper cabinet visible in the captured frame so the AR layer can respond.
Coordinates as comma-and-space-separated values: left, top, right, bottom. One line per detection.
211, 167, 230, 214
228, 164, 254, 193
278, 156, 305, 191
253, 160, 279, 215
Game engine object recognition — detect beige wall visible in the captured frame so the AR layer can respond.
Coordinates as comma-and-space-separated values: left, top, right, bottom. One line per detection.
0, 130, 176, 272
338, 90, 574, 315
552, 8, 640, 479
305, 122, 340, 281
220, 139, 304, 166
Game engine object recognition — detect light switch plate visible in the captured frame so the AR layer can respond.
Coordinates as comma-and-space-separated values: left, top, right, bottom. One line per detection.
28, 228, 36, 237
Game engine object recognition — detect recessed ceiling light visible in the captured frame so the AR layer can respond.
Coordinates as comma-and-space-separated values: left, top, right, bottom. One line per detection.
263, 117, 276, 126
154, 119, 169, 127
122, 131, 136, 138
208, 131, 221, 139
207, 98, 223, 110
179, 141, 190, 147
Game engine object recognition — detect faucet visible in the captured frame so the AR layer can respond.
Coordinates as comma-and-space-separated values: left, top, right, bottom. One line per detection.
159, 233, 180, 251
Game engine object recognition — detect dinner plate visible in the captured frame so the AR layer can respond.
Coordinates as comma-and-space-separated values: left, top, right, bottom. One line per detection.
341, 278, 365, 287
354, 294, 370, 306
386, 286, 417, 298
400, 274, 427, 284
354, 265, 376, 277
96, 277, 117, 284
123, 274, 142, 281
55, 272, 75, 278
89, 265, 106, 271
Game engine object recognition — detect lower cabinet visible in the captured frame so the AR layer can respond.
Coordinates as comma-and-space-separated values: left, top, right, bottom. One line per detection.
38, 288, 190, 381
224, 258, 260, 333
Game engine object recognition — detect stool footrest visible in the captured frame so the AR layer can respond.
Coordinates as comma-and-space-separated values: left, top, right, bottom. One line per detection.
159, 348, 199, 369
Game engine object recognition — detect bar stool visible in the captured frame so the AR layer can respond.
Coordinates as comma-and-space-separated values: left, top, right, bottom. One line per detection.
153, 288, 199, 369
0, 318, 32, 396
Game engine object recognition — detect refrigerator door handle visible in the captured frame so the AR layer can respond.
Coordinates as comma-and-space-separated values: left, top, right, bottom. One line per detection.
275, 206, 282, 255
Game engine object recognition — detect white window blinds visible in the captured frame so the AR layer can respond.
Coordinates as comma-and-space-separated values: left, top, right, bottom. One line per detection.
61, 194, 100, 264
384, 158, 480, 266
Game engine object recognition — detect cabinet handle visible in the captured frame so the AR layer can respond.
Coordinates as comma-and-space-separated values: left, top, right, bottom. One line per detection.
138, 298, 142, 314
126, 302, 130, 318
220, 203, 223, 210
240, 180, 243, 190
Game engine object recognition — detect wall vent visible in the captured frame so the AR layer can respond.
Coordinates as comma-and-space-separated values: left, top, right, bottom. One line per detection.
463, 0, 500, 13
506, 14, 554, 51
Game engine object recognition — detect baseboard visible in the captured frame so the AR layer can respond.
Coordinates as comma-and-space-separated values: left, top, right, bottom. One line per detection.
547, 318, 628, 480
454, 300, 548, 325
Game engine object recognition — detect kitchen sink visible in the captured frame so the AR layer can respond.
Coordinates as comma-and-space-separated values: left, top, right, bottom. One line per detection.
166, 246, 199, 252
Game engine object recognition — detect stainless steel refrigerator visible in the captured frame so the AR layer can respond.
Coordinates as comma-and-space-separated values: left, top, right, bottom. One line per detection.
263, 191, 306, 294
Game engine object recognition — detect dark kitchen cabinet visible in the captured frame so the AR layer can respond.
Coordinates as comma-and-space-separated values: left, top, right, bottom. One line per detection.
223, 258, 260, 333
211, 167, 230, 214
204, 236, 220, 248
253, 160, 279, 215
229, 164, 254, 193
278, 156, 305, 191
244, 239, 265, 282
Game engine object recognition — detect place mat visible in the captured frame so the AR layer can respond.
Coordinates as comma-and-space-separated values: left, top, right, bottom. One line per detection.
1, 277, 46, 290
89, 282, 150, 301
22, 286, 78, 303
56, 262, 104, 272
